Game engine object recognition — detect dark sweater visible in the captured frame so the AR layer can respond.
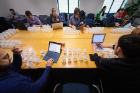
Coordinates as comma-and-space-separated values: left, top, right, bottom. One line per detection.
0, 54, 51, 93
106, 15, 119, 27
91, 53, 140, 93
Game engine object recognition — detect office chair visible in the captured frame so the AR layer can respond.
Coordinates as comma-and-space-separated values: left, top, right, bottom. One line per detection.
83, 19, 95, 27
53, 83, 101, 93
87, 13, 95, 20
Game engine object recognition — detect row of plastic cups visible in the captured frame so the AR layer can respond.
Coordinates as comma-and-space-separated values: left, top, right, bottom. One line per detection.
62, 54, 88, 62
41, 28, 52, 32
0, 29, 16, 38
0, 43, 15, 48
63, 48, 87, 55
0, 40, 22, 45
63, 30, 80, 35
28, 27, 40, 32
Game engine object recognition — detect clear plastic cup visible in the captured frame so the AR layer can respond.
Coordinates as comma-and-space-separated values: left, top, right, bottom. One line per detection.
77, 48, 81, 54
26, 61, 34, 68
99, 49, 104, 56
62, 56, 66, 62
68, 48, 72, 55
79, 54, 83, 61
40, 50, 46, 56
63, 48, 67, 54
25, 50, 31, 56
73, 55, 77, 61
73, 48, 76, 55
86, 28, 89, 33
83, 49, 87, 55
84, 55, 88, 62
67, 55, 71, 62
77, 30, 80, 34
1, 33, 8, 38
0, 36, 5, 40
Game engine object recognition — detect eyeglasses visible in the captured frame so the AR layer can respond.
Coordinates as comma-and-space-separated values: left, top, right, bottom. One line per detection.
1, 53, 9, 60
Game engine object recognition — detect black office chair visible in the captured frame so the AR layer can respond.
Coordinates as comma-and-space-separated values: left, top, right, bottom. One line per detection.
53, 82, 102, 93
0, 17, 11, 33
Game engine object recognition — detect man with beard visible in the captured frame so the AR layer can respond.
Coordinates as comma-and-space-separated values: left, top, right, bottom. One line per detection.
0, 45, 53, 93
91, 34, 140, 93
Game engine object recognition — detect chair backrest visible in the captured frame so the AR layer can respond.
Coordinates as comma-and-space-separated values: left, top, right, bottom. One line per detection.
83, 19, 94, 27
106, 13, 115, 18
69, 13, 74, 19
87, 13, 95, 20
39, 15, 48, 22
59, 13, 65, 22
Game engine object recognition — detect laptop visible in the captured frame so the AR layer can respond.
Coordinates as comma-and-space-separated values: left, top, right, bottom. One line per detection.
43, 41, 62, 63
13, 22, 27, 30
52, 23, 63, 30
118, 22, 131, 28
76, 24, 86, 30
91, 34, 106, 49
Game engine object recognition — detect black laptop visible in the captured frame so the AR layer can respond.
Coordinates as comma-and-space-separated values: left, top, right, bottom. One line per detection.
13, 22, 27, 30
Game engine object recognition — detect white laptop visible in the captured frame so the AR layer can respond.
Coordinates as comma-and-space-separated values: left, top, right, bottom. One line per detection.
52, 23, 63, 30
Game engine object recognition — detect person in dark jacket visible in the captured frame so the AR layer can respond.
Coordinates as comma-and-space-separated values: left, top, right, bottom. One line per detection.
0, 45, 54, 93
106, 8, 124, 27
49, 8, 60, 25
91, 34, 140, 93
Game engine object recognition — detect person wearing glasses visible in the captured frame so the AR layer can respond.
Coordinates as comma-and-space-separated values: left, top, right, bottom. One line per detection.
106, 8, 124, 27
0, 45, 54, 93
69, 8, 83, 28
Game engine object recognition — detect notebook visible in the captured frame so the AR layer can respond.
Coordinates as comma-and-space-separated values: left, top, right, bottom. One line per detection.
43, 41, 62, 63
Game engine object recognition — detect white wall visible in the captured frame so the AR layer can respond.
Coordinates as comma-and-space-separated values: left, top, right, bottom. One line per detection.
0, 0, 58, 17
80, 0, 105, 16
0, 0, 104, 17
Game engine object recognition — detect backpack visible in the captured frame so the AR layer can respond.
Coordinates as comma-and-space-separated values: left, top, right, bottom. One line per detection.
80, 10, 86, 21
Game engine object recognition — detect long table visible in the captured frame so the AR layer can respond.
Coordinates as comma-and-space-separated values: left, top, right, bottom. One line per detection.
4, 27, 128, 69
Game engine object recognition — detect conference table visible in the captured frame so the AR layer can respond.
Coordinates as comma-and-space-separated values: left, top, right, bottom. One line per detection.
4, 27, 128, 69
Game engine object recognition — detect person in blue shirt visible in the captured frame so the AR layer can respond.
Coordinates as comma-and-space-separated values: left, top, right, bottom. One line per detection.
7, 9, 20, 21
106, 8, 124, 27
49, 8, 60, 25
0, 45, 53, 93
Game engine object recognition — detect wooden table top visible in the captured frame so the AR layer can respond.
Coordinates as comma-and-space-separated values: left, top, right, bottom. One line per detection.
4, 27, 129, 69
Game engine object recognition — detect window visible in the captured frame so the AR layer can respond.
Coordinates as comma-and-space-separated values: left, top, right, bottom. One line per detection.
109, 0, 125, 13
102, 0, 114, 13
58, 0, 68, 13
57, 0, 79, 13
121, 0, 127, 8
103, 0, 127, 13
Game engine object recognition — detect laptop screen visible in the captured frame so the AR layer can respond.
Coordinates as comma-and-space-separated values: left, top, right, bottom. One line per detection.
124, 23, 131, 28
49, 43, 61, 53
92, 34, 105, 43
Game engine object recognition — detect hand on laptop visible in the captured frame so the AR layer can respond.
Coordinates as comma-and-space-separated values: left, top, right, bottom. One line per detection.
99, 43, 106, 48
46, 58, 54, 67
80, 22, 83, 25
92, 43, 97, 54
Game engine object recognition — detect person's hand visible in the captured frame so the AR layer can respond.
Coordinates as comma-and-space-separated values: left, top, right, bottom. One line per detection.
80, 22, 83, 25
11, 45, 23, 55
72, 25, 76, 29
14, 16, 17, 19
92, 43, 97, 53
115, 23, 120, 27
99, 43, 106, 48
46, 58, 54, 67
57, 18, 59, 22
25, 25, 28, 27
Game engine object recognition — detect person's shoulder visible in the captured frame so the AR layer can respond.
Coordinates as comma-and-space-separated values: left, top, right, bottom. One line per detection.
70, 15, 74, 19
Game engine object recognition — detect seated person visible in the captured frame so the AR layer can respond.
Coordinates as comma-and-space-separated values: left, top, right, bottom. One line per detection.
118, 8, 129, 19
7, 9, 20, 21
25, 10, 42, 27
97, 6, 106, 26
69, 8, 83, 28
106, 8, 124, 27
0, 45, 53, 93
49, 8, 60, 25
91, 34, 140, 93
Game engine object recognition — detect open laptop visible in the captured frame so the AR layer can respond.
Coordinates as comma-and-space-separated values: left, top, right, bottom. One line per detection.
76, 24, 86, 30
13, 22, 27, 30
52, 23, 63, 30
43, 41, 62, 63
118, 22, 131, 28
91, 34, 106, 49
